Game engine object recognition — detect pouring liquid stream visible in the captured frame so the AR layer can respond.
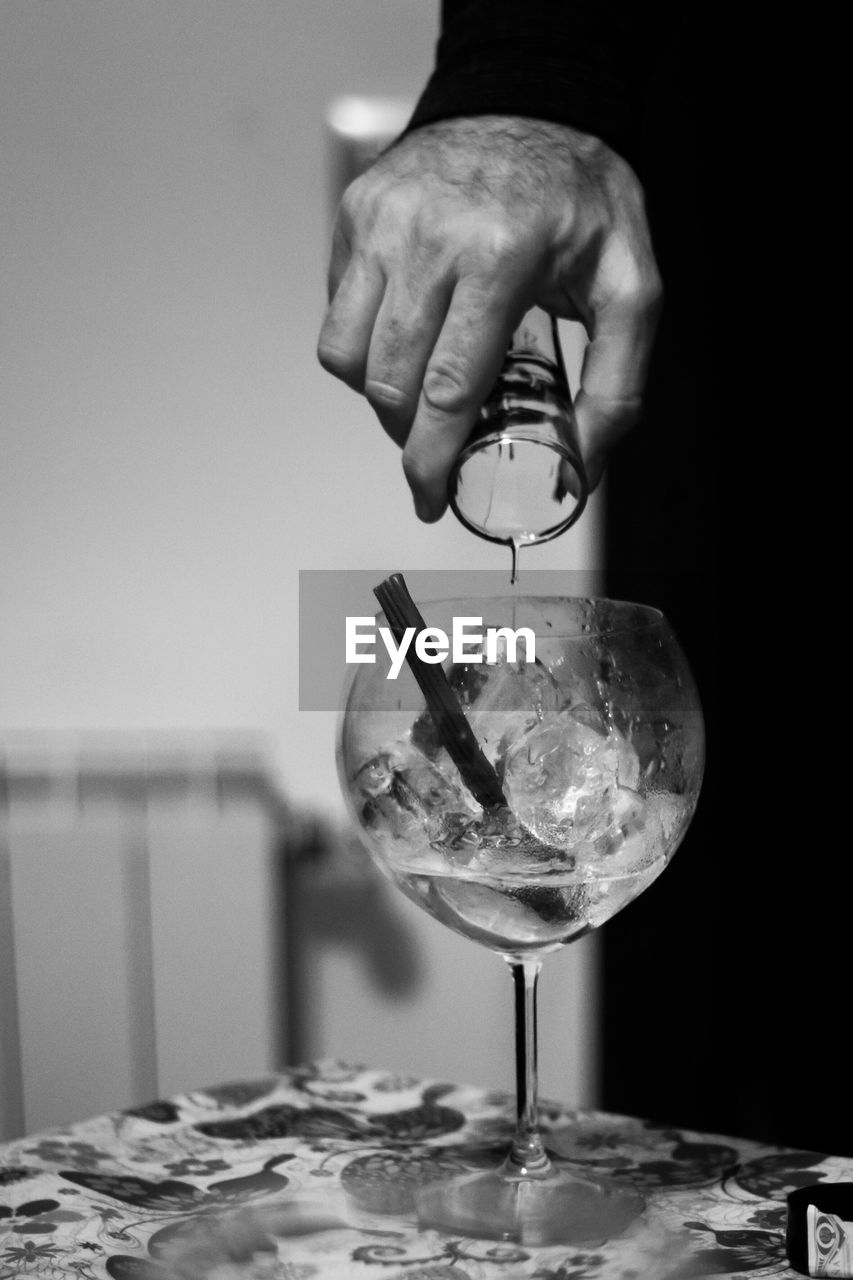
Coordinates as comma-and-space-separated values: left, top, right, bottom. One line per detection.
509, 535, 533, 585
510, 538, 520, 585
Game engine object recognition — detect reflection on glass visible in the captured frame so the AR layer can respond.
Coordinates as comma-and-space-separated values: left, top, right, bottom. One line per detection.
338, 592, 704, 1245
449, 309, 588, 581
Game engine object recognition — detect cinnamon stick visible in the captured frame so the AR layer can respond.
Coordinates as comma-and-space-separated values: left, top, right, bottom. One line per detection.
374, 573, 507, 811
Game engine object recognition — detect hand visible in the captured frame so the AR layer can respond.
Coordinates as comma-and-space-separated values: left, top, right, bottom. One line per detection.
318, 115, 661, 522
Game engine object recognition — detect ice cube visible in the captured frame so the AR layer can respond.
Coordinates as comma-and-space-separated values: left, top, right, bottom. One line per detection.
477, 656, 561, 718
502, 711, 643, 849
579, 785, 650, 873
391, 747, 472, 815
407, 661, 494, 758
430, 878, 588, 948
594, 785, 645, 851
448, 660, 491, 706
434, 880, 548, 945
465, 658, 561, 769
355, 741, 479, 844
408, 658, 555, 763
567, 701, 610, 735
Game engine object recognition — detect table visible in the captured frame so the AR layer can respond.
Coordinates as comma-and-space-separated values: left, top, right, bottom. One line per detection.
1, 1061, 849, 1279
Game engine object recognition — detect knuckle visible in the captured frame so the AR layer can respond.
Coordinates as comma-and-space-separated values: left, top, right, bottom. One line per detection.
316, 338, 362, 387
364, 378, 412, 415
607, 149, 641, 192
629, 270, 664, 321
421, 358, 475, 414
413, 202, 530, 280
606, 248, 664, 322
462, 218, 526, 277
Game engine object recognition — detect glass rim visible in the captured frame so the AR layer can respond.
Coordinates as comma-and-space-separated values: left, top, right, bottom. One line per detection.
370, 595, 667, 641
447, 432, 589, 545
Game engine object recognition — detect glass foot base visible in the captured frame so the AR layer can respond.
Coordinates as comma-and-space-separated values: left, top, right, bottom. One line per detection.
415, 1167, 645, 1246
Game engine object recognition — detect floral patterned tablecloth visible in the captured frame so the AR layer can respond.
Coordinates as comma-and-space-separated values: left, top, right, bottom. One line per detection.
1, 1060, 849, 1279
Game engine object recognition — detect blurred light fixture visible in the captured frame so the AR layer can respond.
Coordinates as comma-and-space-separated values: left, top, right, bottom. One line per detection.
325, 95, 415, 212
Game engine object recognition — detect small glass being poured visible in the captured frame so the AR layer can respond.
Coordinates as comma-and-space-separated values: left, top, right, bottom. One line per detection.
448, 307, 589, 581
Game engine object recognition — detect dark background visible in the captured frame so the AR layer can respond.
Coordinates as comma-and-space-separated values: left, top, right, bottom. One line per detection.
601, 10, 844, 1155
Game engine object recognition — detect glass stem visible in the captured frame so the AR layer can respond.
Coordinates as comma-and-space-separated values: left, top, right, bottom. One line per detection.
507, 958, 551, 1177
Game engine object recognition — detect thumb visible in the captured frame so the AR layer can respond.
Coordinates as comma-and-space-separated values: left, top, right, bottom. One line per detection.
573, 284, 660, 485
574, 386, 644, 490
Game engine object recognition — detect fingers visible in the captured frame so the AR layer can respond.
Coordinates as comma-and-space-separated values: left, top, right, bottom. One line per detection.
319, 255, 457, 450
322, 236, 526, 520
402, 281, 523, 520
315, 116, 668, 528
317, 253, 385, 393
362, 276, 452, 447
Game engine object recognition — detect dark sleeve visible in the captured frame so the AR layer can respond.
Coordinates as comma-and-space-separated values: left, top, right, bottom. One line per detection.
406, 0, 678, 168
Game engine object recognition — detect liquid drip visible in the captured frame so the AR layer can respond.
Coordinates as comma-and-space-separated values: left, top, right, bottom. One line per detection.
509, 538, 522, 585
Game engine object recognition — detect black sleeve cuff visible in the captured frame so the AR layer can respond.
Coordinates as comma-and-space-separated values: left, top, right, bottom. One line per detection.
406, 2, 675, 169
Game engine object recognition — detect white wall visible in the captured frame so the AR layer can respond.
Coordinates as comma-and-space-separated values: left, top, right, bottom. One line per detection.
1, 2, 604, 1112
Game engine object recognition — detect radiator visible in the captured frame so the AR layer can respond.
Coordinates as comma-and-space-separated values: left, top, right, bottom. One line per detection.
0, 733, 289, 1140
